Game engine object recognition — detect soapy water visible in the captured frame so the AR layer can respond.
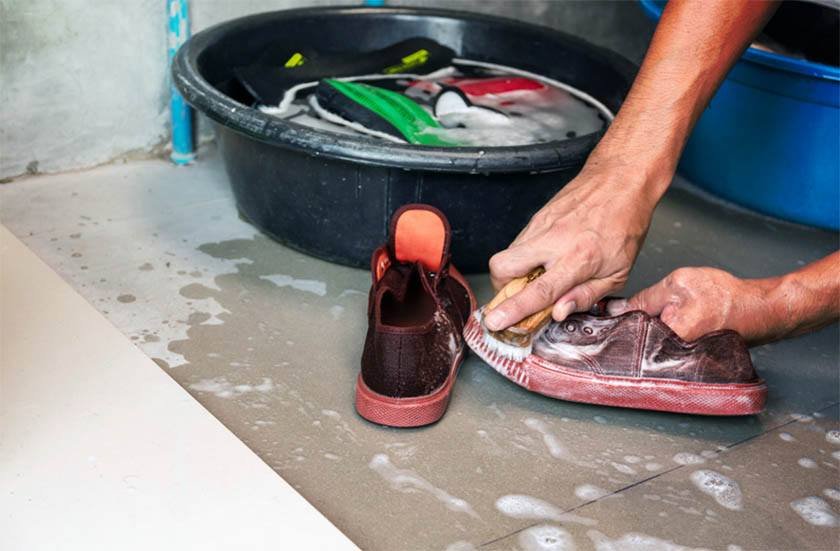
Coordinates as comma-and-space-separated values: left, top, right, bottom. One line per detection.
790, 496, 838, 527
672, 452, 706, 466
518, 524, 576, 551
368, 453, 479, 518
779, 432, 796, 442
587, 530, 711, 551
798, 457, 818, 469
575, 484, 610, 501
524, 418, 572, 461
444, 542, 477, 551
416, 84, 604, 147
826, 429, 840, 445
495, 494, 597, 526
823, 488, 840, 501
689, 470, 744, 511
260, 59, 609, 147
188, 376, 273, 399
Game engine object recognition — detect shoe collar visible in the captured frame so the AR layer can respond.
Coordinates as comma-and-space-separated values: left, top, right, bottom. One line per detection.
371, 204, 452, 284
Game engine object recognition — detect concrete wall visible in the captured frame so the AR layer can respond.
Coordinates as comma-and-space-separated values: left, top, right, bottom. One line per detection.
0, 1, 655, 179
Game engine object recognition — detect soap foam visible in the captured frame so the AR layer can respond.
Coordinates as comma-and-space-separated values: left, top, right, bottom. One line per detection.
524, 418, 574, 462
444, 541, 477, 551
689, 470, 743, 511
518, 524, 576, 551
790, 496, 838, 527
189, 376, 273, 398
575, 484, 610, 501
823, 488, 840, 501
369, 454, 479, 518
798, 457, 818, 469
495, 495, 596, 526
779, 432, 796, 442
672, 452, 706, 465
587, 529, 708, 551
259, 273, 327, 296
611, 462, 637, 475
826, 429, 840, 445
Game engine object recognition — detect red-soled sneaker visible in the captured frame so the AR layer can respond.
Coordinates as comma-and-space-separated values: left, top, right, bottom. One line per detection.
356, 204, 476, 427
464, 301, 767, 416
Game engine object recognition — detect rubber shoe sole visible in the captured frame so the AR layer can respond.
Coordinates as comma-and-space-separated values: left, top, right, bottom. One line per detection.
463, 314, 767, 416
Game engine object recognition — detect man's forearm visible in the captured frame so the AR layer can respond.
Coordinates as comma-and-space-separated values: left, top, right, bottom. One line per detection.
588, 0, 779, 206
761, 252, 840, 342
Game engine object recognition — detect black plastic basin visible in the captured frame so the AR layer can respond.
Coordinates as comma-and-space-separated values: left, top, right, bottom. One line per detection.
173, 7, 635, 272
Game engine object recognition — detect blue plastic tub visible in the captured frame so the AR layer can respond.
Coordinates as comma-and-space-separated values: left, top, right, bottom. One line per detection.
640, 0, 839, 230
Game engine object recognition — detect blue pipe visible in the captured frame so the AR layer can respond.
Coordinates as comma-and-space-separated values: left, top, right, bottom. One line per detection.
168, 0, 195, 165
364, 0, 385, 6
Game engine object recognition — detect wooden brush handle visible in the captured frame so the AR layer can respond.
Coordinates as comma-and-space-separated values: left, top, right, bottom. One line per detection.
486, 267, 553, 343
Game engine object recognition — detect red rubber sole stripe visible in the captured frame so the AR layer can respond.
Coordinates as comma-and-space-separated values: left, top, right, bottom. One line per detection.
463, 315, 767, 416
355, 350, 463, 428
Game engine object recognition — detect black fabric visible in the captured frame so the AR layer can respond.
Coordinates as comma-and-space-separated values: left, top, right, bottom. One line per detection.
234, 37, 455, 105
314, 80, 405, 140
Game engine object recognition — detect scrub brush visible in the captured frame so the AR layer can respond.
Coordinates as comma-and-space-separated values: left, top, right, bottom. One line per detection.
464, 268, 554, 372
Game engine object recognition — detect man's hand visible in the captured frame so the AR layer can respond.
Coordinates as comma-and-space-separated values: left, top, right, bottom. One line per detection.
607, 267, 778, 343
482, 0, 779, 333
608, 254, 840, 345
484, 160, 656, 331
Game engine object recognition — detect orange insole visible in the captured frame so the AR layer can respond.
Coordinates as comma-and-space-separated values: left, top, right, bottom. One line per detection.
394, 210, 445, 272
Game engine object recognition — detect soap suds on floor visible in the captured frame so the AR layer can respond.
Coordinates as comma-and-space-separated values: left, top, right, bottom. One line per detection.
779, 432, 796, 442
575, 484, 610, 501
188, 376, 273, 398
790, 496, 838, 527
672, 452, 706, 465
826, 430, 840, 445
369, 454, 479, 519
518, 524, 576, 551
259, 273, 327, 296
798, 457, 818, 469
495, 495, 596, 526
645, 462, 663, 472
587, 529, 704, 551
822, 488, 840, 501
321, 409, 358, 443
611, 462, 636, 475
523, 418, 581, 464
689, 470, 743, 511
444, 541, 477, 551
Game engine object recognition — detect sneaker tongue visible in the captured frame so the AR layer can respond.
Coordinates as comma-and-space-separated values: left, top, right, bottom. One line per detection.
388, 204, 450, 273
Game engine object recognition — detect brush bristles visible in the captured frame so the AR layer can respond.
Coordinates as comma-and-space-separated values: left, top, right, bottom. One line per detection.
470, 308, 536, 362
480, 331, 533, 361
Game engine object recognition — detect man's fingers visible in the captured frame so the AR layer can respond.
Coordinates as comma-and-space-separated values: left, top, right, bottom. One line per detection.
617, 279, 675, 317
660, 304, 710, 342
488, 246, 543, 291
607, 276, 677, 316
484, 266, 581, 331
553, 278, 618, 321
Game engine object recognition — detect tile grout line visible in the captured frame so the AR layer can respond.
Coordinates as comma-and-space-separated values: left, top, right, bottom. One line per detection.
479, 401, 840, 548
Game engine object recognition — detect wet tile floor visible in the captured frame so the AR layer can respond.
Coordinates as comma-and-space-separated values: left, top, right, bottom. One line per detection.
2, 146, 838, 550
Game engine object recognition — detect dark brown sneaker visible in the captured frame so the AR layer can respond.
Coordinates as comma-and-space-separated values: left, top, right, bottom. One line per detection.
356, 204, 476, 427
464, 301, 767, 415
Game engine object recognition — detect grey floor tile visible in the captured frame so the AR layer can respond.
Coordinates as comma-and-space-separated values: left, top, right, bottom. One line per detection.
484, 406, 840, 550
1, 148, 837, 550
